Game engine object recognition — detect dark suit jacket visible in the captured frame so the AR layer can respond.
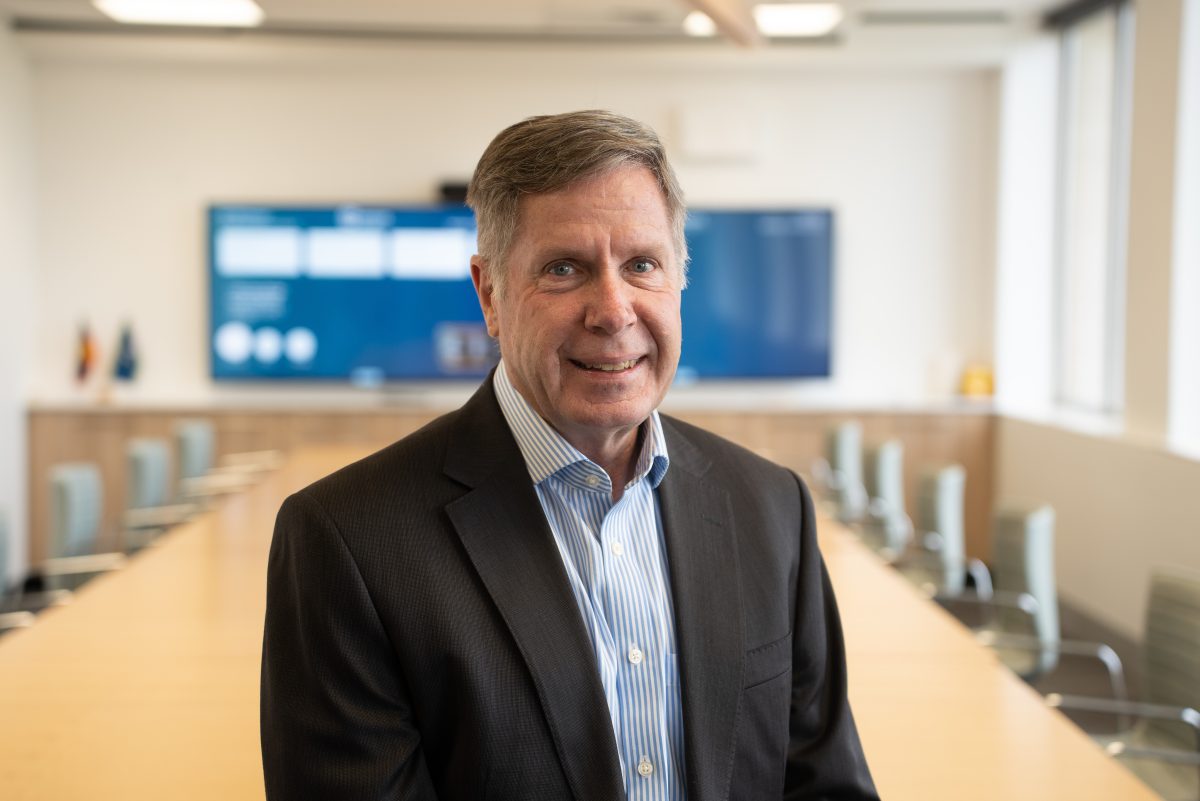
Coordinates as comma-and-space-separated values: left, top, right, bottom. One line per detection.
261, 378, 877, 800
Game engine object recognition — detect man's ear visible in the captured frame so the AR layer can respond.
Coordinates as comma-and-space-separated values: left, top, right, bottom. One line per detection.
470, 256, 501, 338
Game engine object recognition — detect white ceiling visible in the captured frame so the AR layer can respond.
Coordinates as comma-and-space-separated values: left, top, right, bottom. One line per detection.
1, 0, 1065, 37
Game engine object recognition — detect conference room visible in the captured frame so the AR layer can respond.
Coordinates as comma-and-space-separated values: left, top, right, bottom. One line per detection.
1, 0, 1198, 798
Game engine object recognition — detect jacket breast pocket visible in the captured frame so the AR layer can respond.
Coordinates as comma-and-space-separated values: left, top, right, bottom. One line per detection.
743, 630, 793, 689
731, 631, 794, 798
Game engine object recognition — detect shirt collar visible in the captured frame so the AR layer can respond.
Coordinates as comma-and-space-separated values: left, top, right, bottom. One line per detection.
493, 360, 670, 490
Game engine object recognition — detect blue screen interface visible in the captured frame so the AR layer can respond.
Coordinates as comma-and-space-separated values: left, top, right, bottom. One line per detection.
208, 204, 832, 382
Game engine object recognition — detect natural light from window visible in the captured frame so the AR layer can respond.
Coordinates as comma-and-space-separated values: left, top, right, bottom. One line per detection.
1054, 4, 1133, 415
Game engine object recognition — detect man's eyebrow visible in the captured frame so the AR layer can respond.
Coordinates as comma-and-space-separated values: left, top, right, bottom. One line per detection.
532, 241, 672, 263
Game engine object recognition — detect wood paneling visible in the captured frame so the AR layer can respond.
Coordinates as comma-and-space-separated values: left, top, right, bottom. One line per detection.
26, 406, 996, 566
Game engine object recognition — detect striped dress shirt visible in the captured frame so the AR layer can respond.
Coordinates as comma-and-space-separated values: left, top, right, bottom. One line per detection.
493, 362, 685, 801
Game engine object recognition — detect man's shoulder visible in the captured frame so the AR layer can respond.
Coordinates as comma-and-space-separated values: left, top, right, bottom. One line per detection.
293, 408, 465, 508
294, 376, 508, 508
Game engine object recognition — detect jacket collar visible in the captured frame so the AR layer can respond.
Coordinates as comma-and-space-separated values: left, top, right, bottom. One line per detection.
658, 416, 745, 801
443, 377, 625, 800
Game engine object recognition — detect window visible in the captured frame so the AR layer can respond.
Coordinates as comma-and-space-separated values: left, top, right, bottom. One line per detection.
1053, 1, 1134, 414
1169, 0, 1200, 453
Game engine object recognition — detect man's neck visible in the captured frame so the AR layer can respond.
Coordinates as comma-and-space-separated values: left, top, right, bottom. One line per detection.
575, 424, 645, 502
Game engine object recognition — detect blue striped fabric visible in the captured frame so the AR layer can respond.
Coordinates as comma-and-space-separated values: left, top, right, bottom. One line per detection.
494, 362, 685, 801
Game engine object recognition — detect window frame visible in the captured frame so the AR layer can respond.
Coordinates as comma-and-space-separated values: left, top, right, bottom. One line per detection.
1050, 0, 1135, 416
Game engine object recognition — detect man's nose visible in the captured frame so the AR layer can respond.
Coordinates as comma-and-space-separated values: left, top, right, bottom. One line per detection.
583, 269, 637, 334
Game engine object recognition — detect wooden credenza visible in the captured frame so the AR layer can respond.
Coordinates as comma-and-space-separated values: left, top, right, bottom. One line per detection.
27, 403, 995, 565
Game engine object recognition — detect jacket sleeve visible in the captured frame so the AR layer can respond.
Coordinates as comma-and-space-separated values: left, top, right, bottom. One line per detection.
784, 474, 880, 800
261, 491, 440, 800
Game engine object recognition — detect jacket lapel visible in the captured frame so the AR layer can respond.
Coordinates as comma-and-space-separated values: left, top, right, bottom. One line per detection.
442, 380, 625, 801
659, 419, 745, 801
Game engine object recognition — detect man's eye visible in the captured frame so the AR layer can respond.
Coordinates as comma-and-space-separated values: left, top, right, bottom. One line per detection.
630, 260, 656, 274
547, 262, 575, 277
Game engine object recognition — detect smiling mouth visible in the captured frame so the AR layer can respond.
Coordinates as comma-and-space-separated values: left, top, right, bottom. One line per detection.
570, 358, 641, 372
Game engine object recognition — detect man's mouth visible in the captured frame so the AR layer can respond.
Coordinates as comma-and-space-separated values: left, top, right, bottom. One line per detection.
570, 358, 641, 372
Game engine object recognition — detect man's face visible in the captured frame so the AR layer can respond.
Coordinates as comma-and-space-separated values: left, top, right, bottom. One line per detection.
471, 165, 683, 455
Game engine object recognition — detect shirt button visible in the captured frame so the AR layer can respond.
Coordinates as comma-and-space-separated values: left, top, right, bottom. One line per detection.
637, 756, 654, 777
611, 541, 625, 557
585, 475, 600, 488
628, 646, 644, 665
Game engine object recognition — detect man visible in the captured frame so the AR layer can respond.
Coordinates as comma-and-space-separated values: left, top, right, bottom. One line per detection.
261, 110, 877, 800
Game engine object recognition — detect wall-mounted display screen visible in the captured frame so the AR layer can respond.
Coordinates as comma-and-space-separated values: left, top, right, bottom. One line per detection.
208, 204, 832, 382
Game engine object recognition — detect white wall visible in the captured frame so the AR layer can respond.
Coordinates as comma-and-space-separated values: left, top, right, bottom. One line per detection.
0, 20, 36, 587
21, 36, 998, 408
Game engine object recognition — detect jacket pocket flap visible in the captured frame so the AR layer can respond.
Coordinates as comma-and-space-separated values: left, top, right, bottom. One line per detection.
744, 631, 793, 688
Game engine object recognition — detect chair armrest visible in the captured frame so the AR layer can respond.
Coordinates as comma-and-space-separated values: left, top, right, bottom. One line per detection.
937, 590, 1039, 633
937, 589, 1040, 615
905, 555, 993, 600
866, 500, 914, 531
967, 558, 993, 600
980, 632, 1129, 710
1046, 693, 1200, 744
40, 552, 127, 577
219, 449, 283, 472
181, 473, 256, 498
9, 589, 73, 610
123, 503, 198, 530
0, 611, 35, 631
1105, 742, 1200, 763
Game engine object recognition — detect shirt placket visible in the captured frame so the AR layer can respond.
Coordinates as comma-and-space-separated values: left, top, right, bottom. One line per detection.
600, 486, 670, 799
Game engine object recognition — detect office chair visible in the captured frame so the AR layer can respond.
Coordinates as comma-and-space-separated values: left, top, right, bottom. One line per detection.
175, 418, 215, 491
978, 504, 1061, 678
43, 463, 126, 591
811, 421, 868, 525
174, 418, 276, 502
915, 503, 1128, 705
1047, 568, 1200, 801
896, 464, 990, 598
0, 512, 34, 633
123, 438, 197, 550
859, 439, 913, 562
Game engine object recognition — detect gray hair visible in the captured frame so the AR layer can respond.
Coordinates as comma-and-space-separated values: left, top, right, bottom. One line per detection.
466, 110, 688, 295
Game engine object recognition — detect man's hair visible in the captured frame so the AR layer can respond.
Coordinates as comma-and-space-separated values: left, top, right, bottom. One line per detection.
466, 109, 688, 294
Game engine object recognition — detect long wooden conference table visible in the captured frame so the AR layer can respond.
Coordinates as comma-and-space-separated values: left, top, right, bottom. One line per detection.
0, 445, 1159, 799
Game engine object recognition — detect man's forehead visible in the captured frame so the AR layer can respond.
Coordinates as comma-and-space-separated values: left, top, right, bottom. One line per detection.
517, 169, 669, 227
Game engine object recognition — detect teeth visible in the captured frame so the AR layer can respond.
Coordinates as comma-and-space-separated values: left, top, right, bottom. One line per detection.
582, 359, 638, 372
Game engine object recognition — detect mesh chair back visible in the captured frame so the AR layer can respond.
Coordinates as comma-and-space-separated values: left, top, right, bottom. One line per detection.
993, 504, 1059, 675
827, 421, 865, 522
127, 438, 172, 510
1141, 568, 1200, 747
50, 463, 103, 558
916, 464, 966, 594
865, 440, 904, 512
864, 440, 908, 553
174, 419, 215, 484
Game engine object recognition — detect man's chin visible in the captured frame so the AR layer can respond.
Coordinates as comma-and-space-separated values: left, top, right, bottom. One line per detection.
556, 400, 655, 441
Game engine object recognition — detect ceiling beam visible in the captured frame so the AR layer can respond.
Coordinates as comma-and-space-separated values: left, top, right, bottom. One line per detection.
684, 0, 762, 47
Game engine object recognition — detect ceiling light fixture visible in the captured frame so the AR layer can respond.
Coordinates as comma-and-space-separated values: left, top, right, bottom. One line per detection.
93, 0, 265, 27
683, 11, 718, 36
753, 3, 843, 38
